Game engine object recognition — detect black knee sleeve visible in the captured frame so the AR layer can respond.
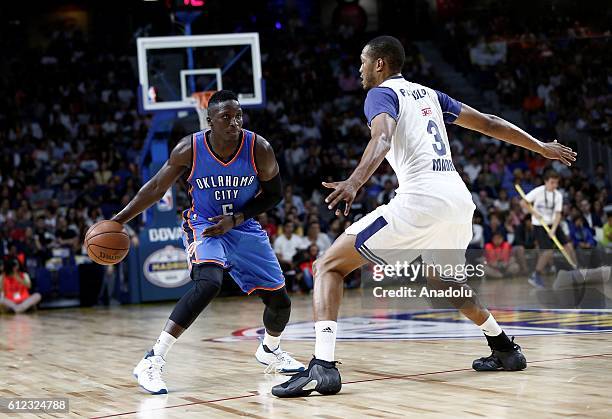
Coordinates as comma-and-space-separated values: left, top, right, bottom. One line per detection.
258, 287, 291, 333
169, 264, 223, 328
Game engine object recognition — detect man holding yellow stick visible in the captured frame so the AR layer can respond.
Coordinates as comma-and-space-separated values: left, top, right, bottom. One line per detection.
518, 171, 578, 288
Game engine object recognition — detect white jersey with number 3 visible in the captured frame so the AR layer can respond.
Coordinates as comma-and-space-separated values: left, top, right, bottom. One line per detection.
346, 77, 476, 262
377, 77, 475, 223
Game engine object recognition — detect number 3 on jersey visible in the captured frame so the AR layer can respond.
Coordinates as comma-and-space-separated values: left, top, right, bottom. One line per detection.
222, 204, 234, 215
427, 120, 447, 156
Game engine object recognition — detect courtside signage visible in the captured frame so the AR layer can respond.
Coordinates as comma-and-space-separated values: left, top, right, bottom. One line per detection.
143, 245, 190, 288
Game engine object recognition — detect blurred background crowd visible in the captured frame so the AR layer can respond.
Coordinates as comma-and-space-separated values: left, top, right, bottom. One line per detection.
0, 0, 610, 308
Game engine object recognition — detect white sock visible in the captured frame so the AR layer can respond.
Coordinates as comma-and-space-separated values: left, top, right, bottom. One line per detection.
315, 321, 337, 362
263, 332, 281, 351
479, 314, 503, 336
152, 331, 177, 358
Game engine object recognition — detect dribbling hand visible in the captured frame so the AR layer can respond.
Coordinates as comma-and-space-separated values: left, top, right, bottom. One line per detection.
202, 215, 235, 237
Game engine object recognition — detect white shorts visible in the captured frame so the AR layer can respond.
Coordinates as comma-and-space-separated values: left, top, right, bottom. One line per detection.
345, 198, 473, 275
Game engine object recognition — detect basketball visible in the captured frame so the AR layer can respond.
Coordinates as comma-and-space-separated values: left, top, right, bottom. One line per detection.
85, 220, 130, 265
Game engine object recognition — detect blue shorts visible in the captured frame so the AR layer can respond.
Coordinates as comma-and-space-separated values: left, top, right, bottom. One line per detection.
182, 218, 285, 294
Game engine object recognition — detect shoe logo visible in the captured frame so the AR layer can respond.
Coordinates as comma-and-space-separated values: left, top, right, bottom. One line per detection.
302, 380, 318, 391
321, 327, 334, 333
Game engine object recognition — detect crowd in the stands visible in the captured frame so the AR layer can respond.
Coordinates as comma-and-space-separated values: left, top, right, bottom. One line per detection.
1, 9, 610, 303
439, 13, 611, 144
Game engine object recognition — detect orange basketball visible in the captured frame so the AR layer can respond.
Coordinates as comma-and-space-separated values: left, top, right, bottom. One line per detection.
85, 220, 130, 265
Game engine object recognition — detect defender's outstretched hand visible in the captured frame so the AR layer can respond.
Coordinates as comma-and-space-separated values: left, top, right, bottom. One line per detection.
202, 215, 235, 237
323, 179, 359, 217
539, 140, 577, 166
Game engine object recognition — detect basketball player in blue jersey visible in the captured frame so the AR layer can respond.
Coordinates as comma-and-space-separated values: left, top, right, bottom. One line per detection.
273, 36, 577, 397
112, 90, 304, 395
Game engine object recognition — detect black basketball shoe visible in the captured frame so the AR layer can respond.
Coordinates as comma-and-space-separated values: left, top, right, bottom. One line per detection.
271, 357, 341, 398
472, 337, 527, 371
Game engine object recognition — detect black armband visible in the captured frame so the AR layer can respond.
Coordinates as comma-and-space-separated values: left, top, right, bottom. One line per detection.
241, 172, 282, 220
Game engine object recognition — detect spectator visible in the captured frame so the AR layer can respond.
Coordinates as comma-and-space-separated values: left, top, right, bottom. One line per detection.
55, 217, 79, 253
0, 258, 41, 313
57, 183, 77, 208
327, 219, 344, 240
94, 161, 113, 185
257, 213, 278, 242
285, 211, 304, 236
579, 199, 602, 232
337, 67, 361, 93
569, 216, 597, 249
601, 212, 612, 248
278, 185, 305, 218
273, 221, 306, 291
483, 213, 507, 244
464, 155, 482, 183
302, 222, 331, 256
493, 189, 511, 212
298, 244, 319, 292
513, 218, 536, 274
593, 163, 610, 191
484, 232, 520, 279
377, 180, 396, 206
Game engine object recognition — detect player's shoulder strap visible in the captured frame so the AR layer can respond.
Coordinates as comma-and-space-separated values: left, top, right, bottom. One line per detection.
187, 130, 208, 182
243, 129, 259, 175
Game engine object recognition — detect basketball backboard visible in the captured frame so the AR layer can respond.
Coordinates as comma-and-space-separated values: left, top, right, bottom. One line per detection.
137, 33, 263, 112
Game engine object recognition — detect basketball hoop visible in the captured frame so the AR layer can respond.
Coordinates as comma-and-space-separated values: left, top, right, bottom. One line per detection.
191, 90, 216, 130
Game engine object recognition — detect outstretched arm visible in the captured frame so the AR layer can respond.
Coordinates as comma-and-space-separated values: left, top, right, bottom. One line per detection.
112, 135, 192, 224
202, 135, 282, 236
324, 113, 397, 216
454, 104, 576, 165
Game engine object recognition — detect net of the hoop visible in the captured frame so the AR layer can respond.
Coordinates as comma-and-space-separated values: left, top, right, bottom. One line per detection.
191, 91, 216, 130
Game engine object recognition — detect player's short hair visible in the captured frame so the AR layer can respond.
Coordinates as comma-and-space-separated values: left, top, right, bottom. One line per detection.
365, 36, 405, 73
207, 90, 239, 109
544, 170, 560, 181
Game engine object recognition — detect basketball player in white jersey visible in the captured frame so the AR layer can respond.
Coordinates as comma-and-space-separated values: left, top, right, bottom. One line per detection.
272, 36, 576, 397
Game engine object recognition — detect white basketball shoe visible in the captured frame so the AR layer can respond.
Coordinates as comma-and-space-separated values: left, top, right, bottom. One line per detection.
133, 350, 168, 394
255, 343, 305, 374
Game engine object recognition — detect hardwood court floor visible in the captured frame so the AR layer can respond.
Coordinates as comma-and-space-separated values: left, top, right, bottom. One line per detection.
1, 282, 612, 418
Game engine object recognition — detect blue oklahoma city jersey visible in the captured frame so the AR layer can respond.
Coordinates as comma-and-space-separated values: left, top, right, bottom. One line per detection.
185, 129, 259, 222
180, 128, 285, 295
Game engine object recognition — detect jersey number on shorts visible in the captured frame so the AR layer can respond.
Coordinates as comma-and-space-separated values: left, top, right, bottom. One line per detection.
222, 204, 234, 215
427, 120, 446, 156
